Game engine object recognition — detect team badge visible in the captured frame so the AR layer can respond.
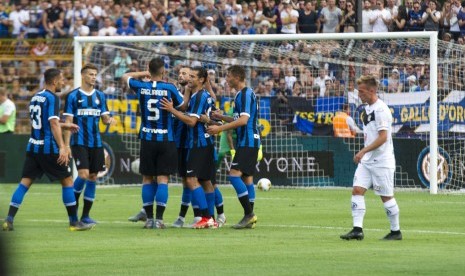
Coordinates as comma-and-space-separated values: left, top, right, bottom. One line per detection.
417, 146, 452, 189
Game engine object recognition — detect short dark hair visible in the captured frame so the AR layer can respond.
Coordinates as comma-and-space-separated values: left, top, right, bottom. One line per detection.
191, 66, 208, 84
148, 58, 165, 76
227, 65, 246, 81
44, 68, 62, 85
81, 63, 98, 74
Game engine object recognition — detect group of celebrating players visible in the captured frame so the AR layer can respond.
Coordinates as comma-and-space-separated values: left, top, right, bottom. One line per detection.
2, 58, 402, 241
2, 58, 260, 231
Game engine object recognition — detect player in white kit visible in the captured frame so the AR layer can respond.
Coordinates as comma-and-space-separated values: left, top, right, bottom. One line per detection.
340, 75, 402, 241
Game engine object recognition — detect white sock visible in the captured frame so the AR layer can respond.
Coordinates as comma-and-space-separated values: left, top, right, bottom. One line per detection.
384, 198, 400, 231
351, 195, 366, 229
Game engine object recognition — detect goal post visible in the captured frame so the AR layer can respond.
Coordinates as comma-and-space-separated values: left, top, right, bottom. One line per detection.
74, 32, 444, 193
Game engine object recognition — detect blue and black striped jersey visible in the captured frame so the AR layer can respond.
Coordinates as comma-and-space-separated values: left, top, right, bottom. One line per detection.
128, 78, 184, 142
64, 88, 109, 148
233, 87, 261, 148
174, 118, 189, 149
187, 89, 214, 148
26, 90, 60, 154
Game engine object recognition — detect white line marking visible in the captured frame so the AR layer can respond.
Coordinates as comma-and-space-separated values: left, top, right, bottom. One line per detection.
23, 219, 465, 236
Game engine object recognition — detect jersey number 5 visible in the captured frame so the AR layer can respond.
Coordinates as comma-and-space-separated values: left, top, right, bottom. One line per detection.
147, 99, 160, 121
30, 105, 42, 130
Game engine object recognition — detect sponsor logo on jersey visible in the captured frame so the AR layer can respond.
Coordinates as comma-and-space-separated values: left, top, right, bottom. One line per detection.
28, 138, 44, 145
142, 127, 168, 134
77, 109, 101, 116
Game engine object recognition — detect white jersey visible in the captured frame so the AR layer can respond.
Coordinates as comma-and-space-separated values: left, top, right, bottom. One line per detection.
361, 99, 395, 168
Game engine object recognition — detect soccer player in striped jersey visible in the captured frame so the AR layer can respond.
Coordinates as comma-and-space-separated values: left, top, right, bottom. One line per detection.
63, 64, 115, 226
160, 66, 217, 229
2, 68, 92, 231
122, 58, 185, 229
207, 65, 260, 229
128, 66, 194, 225
171, 66, 199, 227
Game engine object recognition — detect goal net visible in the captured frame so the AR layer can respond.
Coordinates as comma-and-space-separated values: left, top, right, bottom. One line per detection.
74, 32, 463, 193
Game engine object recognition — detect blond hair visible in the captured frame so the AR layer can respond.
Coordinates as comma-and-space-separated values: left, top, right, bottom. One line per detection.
356, 74, 378, 88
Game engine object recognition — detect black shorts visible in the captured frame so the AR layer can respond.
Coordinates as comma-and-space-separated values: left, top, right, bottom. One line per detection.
231, 147, 259, 176
177, 148, 189, 177
140, 140, 177, 176
21, 152, 72, 181
71, 146, 105, 174
186, 145, 215, 181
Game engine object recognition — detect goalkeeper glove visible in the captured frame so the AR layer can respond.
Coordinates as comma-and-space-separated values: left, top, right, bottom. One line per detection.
230, 149, 236, 160
257, 145, 263, 161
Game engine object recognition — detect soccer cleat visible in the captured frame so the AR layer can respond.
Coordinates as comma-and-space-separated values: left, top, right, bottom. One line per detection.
69, 221, 93, 231
208, 218, 218, 229
191, 217, 211, 229
232, 213, 257, 229
382, 231, 403, 241
143, 219, 154, 229
80, 217, 97, 226
128, 210, 147, 222
340, 229, 364, 240
217, 213, 226, 228
172, 217, 185, 228
154, 219, 166, 229
2, 219, 14, 231
187, 216, 202, 228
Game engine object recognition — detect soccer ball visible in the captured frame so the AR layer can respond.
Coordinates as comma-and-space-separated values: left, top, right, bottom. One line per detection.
257, 178, 271, 191
131, 158, 141, 175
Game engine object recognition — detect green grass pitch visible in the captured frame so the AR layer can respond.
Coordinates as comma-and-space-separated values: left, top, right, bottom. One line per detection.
1, 184, 465, 275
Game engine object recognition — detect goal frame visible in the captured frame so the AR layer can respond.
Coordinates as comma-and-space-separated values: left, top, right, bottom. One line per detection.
74, 32, 439, 194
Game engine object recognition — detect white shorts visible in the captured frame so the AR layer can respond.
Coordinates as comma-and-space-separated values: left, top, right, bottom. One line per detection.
353, 163, 395, 196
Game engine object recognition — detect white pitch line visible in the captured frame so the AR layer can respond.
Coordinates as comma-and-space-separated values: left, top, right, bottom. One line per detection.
22, 219, 465, 236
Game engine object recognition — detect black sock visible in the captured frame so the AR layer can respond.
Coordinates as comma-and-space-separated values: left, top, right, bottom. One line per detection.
155, 205, 165, 220
201, 209, 211, 219
66, 205, 78, 224
193, 207, 201, 217
216, 205, 224, 215
7, 206, 19, 219
238, 195, 252, 216
179, 205, 189, 218
391, 230, 401, 234
81, 199, 93, 218
143, 205, 154, 219
353, 227, 363, 232
74, 192, 81, 211
250, 202, 254, 212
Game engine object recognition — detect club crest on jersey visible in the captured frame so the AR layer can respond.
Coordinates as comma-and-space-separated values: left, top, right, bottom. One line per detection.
361, 110, 375, 126
417, 146, 453, 189
95, 98, 100, 105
